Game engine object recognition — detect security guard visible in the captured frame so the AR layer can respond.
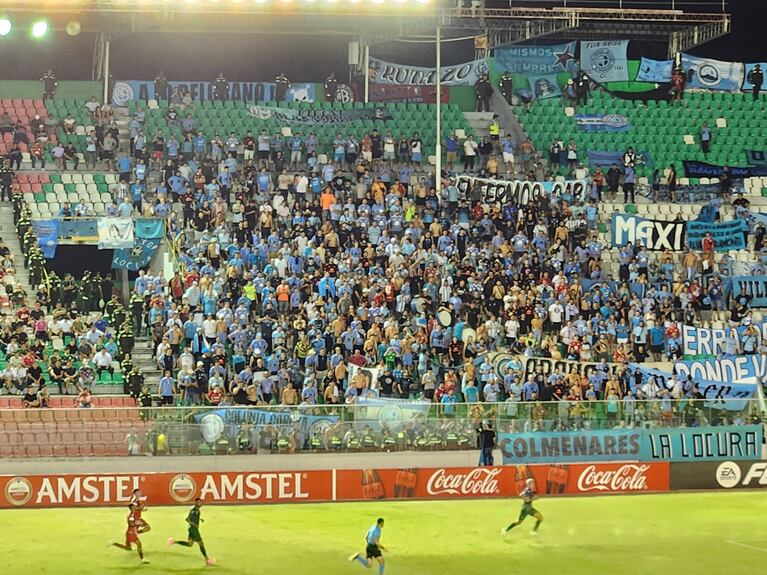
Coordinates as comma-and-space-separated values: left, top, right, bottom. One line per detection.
499, 71, 514, 105
48, 271, 62, 306
381, 429, 396, 452
105, 294, 121, 322
118, 319, 135, 357
154, 71, 168, 101
748, 64, 763, 101
310, 432, 323, 451
361, 425, 377, 451
488, 114, 501, 153
276, 430, 291, 453
130, 290, 144, 333
324, 73, 338, 103
129, 367, 146, 400
41, 69, 57, 99
474, 73, 492, 112
213, 73, 229, 102
0, 160, 13, 202
274, 73, 290, 102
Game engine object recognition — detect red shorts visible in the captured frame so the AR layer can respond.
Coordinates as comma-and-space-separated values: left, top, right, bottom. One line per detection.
125, 528, 139, 545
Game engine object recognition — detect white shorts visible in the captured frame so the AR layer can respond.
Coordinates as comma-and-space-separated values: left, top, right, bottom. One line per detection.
243, 149, 255, 160
362, 151, 373, 162
503, 152, 515, 164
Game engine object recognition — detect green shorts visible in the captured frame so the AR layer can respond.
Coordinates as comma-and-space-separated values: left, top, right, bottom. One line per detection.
188, 527, 202, 543
519, 503, 538, 521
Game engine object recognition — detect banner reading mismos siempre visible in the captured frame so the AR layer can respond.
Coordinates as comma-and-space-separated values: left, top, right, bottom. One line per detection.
368, 57, 488, 86
500, 425, 763, 464
0, 463, 670, 508
455, 176, 586, 205
611, 213, 686, 251
670, 460, 767, 490
494, 42, 577, 75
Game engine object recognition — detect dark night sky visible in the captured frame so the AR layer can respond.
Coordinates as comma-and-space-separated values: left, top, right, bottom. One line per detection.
0, 0, 762, 82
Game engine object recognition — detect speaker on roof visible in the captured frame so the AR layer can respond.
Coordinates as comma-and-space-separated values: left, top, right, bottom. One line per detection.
348, 42, 360, 67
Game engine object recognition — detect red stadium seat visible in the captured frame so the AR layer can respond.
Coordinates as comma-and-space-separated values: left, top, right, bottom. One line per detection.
92, 443, 106, 456
66, 446, 80, 457
26, 445, 41, 458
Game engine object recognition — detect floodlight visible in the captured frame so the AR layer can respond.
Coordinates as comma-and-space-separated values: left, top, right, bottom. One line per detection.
31, 20, 48, 38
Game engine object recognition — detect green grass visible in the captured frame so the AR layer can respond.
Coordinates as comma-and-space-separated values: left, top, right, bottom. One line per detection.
4, 492, 767, 574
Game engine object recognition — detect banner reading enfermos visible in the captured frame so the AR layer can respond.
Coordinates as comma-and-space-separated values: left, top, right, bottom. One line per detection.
611, 213, 685, 251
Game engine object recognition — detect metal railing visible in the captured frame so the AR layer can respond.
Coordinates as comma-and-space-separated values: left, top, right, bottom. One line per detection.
3, 398, 762, 457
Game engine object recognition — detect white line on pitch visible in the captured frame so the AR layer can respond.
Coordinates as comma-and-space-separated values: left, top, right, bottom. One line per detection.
726, 540, 767, 553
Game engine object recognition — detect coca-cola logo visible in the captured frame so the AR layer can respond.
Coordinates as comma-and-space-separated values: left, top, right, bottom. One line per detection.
426, 468, 501, 496
576, 464, 649, 492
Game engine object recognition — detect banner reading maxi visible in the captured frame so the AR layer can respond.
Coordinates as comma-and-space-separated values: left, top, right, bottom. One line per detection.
611, 213, 685, 251
500, 425, 763, 464
455, 176, 586, 205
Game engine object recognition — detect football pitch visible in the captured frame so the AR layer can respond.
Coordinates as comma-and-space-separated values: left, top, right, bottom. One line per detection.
4, 492, 766, 574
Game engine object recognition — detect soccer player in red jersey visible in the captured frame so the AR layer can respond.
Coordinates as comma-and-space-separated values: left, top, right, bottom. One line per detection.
110, 503, 149, 564
130, 488, 152, 533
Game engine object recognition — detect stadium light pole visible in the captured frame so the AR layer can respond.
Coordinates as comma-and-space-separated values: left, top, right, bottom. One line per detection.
103, 38, 110, 105
364, 44, 370, 104
435, 24, 442, 189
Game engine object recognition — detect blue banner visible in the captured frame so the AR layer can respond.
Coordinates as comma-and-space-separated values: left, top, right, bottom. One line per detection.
678, 321, 767, 357
134, 218, 164, 239
636, 57, 673, 83
743, 63, 767, 91
193, 408, 338, 442
575, 114, 630, 132
494, 42, 577, 75
683, 160, 767, 178
745, 149, 767, 166
681, 54, 744, 91
112, 80, 316, 105
580, 40, 630, 83
59, 218, 98, 240
500, 425, 763, 463
354, 397, 431, 431
675, 356, 767, 386
729, 275, 767, 307
528, 74, 562, 100
111, 238, 161, 271
626, 363, 758, 411
587, 150, 652, 168
31, 220, 59, 259
697, 204, 717, 223
686, 220, 748, 252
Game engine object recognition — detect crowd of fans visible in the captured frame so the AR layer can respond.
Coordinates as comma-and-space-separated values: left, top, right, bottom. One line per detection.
1, 83, 764, 435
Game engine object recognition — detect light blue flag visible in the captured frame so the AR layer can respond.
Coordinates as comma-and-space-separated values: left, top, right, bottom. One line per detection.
31, 220, 60, 259
681, 54, 744, 91
636, 57, 673, 83
494, 42, 577, 75
580, 40, 629, 83
528, 74, 562, 100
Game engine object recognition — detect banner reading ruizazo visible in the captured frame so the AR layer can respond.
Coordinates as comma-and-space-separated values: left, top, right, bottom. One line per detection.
611, 213, 685, 251
368, 57, 488, 86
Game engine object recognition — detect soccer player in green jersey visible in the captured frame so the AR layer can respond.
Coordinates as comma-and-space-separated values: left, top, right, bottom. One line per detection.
167, 498, 216, 566
502, 478, 543, 537
349, 517, 386, 574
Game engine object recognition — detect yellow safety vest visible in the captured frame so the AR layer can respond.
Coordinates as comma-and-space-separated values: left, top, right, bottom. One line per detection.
489, 122, 500, 136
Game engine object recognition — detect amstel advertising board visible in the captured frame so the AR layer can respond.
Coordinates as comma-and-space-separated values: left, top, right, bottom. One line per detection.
0, 463, 670, 509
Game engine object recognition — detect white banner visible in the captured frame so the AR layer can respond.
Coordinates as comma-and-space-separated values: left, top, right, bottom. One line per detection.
580, 40, 630, 83
455, 176, 586, 205
368, 57, 489, 86
97, 218, 134, 250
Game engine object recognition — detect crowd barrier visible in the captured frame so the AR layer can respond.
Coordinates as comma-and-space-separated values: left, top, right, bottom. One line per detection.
1, 399, 763, 459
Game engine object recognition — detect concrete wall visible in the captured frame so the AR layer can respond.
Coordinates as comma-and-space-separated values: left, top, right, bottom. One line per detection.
0, 450, 493, 475
0, 80, 101, 101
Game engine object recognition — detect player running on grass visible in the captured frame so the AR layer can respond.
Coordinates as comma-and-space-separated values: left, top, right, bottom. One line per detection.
167, 497, 216, 566
349, 517, 386, 574
502, 478, 543, 537
110, 503, 149, 564
130, 488, 151, 533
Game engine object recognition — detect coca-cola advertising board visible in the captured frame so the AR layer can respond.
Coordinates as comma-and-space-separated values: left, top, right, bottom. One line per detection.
0, 463, 669, 509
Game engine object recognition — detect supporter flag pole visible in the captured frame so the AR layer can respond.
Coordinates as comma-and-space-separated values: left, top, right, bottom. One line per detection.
364, 44, 370, 104
102, 39, 110, 105
435, 25, 442, 188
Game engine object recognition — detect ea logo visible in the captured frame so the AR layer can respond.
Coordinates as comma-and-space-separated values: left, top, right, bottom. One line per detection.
715, 461, 741, 488
590, 48, 615, 77
168, 474, 198, 503
698, 64, 720, 86
111, 81, 135, 107
5, 477, 33, 506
